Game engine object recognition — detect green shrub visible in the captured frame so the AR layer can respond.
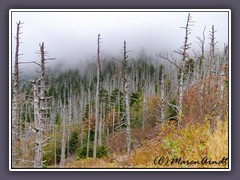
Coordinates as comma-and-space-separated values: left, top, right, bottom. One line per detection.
96, 145, 108, 158
76, 145, 93, 159
76, 145, 108, 159
43, 140, 62, 166
68, 130, 80, 155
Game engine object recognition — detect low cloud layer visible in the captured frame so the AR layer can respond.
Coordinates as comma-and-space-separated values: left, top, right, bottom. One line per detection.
11, 10, 229, 69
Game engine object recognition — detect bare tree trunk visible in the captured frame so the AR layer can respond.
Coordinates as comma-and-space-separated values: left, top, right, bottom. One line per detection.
197, 27, 206, 119
142, 85, 147, 130
32, 79, 40, 168
53, 123, 57, 167
87, 85, 91, 157
178, 13, 194, 127
80, 91, 85, 147
12, 21, 22, 167
106, 128, 109, 146
209, 25, 217, 77
209, 25, 217, 132
113, 104, 115, 134
118, 90, 121, 129
122, 41, 131, 165
102, 102, 106, 140
60, 97, 66, 167
160, 68, 165, 124
67, 91, 72, 158
98, 102, 103, 146
33, 42, 49, 168
219, 44, 228, 121
93, 34, 101, 159
197, 26, 206, 81
25, 124, 31, 167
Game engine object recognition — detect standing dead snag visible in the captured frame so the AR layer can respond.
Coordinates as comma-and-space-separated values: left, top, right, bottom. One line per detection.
34, 43, 46, 168
87, 81, 92, 157
93, 34, 101, 159
177, 13, 194, 127
142, 85, 147, 130
196, 26, 206, 81
209, 25, 217, 77
219, 44, 228, 122
208, 26, 218, 132
157, 13, 194, 128
33, 42, 53, 168
67, 88, 73, 158
160, 66, 165, 124
60, 92, 66, 167
196, 27, 206, 118
12, 21, 23, 167
32, 79, 40, 167
121, 41, 131, 165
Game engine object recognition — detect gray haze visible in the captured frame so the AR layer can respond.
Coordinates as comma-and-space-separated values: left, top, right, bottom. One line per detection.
11, 11, 229, 71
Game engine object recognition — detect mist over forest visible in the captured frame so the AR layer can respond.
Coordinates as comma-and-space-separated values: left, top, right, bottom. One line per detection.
12, 11, 228, 72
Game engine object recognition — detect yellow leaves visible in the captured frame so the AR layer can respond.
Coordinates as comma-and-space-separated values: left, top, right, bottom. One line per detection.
129, 120, 228, 168
206, 120, 228, 163
43, 119, 228, 168
64, 157, 117, 168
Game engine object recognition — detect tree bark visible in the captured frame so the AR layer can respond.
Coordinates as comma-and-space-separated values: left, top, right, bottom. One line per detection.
60, 97, 66, 167
142, 85, 147, 130
87, 85, 91, 157
122, 41, 131, 165
33, 42, 48, 168
160, 67, 165, 124
98, 102, 103, 146
209, 25, 217, 132
67, 91, 72, 158
219, 44, 228, 121
197, 27, 206, 119
12, 21, 22, 167
32, 80, 40, 168
93, 34, 101, 158
178, 13, 193, 128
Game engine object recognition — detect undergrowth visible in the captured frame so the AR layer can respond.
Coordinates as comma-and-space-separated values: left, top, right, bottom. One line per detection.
50, 118, 228, 168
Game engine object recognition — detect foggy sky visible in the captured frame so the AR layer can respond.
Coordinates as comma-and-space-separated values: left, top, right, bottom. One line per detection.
11, 10, 229, 69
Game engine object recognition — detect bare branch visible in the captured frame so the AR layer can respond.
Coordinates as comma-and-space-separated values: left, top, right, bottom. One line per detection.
157, 53, 181, 69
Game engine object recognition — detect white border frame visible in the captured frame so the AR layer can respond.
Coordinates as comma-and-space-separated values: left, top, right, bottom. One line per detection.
9, 9, 231, 171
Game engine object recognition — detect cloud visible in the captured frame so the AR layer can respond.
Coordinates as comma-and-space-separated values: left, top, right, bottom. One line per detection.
11, 10, 229, 69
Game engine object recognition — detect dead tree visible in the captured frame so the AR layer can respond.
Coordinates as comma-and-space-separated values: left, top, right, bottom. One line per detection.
208, 26, 218, 132
196, 27, 206, 118
196, 26, 206, 80
142, 83, 147, 130
60, 87, 67, 167
86, 81, 91, 157
177, 13, 194, 127
33, 43, 51, 168
118, 88, 121, 130
157, 13, 194, 128
12, 21, 23, 167
209, 25, 218, 77
12, 22, 20, 166
113, 104, 116, 134
80, 89, 85, 146
32, 79, 40, 167
93, 34, 101, 159
67, 89, 72, 158
121, 41, 131, 165
98, 101, 103, 146
160, 67, 165, 124
53, 116, 57, 167
219, 44, 228, 121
